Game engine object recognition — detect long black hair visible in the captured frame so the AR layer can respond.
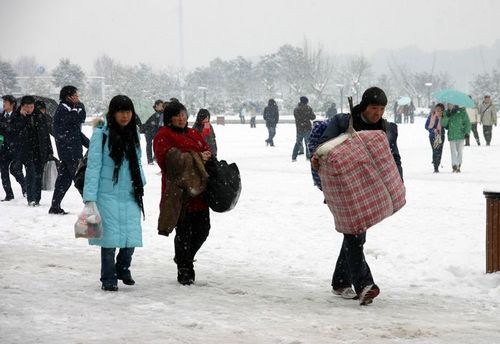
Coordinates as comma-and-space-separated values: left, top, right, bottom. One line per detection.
106, 95, 144, 217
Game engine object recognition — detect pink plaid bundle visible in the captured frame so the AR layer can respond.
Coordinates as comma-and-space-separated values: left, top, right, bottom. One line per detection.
318, 130, 406, 234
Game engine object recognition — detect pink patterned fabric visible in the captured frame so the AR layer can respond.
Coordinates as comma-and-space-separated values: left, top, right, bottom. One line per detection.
318, 130, 406, 234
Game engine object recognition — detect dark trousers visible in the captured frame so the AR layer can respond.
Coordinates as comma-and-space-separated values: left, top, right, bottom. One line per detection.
266, 126, 276, 145
331, 233, 374, 294
101, 247, 135, 286
174, 210, 210, 269
429, 137, 443, 170
51, 159, 79, 208
25, 160, 44, 203
145, 134, 154, 163
292, 131, 311, 160
0, 148, 26, 198
250, 117, 256, 128
471, 123, 480, 145
483, 125, 493, 145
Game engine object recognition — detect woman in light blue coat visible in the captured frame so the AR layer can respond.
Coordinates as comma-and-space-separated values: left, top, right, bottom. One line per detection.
83, 95, 146, 291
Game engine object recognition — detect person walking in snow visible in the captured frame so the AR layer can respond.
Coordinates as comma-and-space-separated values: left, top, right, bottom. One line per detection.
292, 96, 316, 161
154, 101, 212, 286
83, 95, 146, 291
424, 103, 446, 173
142, 99, 163, 164
49, 85, 89, 215
465, 96, 481, 146
263, 99, 279, 146
0, 95, 26, 201
193, 108, 218, 157
11, 96, 53, 207
311, 87, 403, 306
441, 104, 471, 172
478, 95, 497, 146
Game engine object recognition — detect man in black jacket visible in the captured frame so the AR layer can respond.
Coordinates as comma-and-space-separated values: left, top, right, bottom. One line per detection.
292, 96, 316, 161
0, 95, 26, 201
12, 96, 53, 206
49, 86, 89, 214
143, 99, 163, 164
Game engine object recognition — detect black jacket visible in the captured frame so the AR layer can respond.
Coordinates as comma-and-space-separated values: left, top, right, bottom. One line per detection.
293, 103, 316, 132
319, 113, 403, 179
53, 101, 88, 161
142, 112, 161, 137
0, 111, 19, 154
11, 110, 53, 164
263, 104, 279, 127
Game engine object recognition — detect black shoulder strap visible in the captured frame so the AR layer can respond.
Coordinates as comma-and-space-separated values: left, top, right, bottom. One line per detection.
102, 133, 107, 149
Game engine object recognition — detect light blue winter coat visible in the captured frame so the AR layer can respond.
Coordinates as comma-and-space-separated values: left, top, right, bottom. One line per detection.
83, 124, 146, 248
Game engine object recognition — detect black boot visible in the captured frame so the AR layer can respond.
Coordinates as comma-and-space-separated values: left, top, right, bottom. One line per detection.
177, 268, 195, 285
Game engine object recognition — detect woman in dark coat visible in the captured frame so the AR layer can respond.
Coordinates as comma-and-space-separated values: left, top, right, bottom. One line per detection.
153, 101, 212, 285
192, 108, 217, 157
312, 87, 403, 306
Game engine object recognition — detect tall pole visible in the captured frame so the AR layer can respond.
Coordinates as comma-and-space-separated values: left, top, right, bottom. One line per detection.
178, 0, 185, 70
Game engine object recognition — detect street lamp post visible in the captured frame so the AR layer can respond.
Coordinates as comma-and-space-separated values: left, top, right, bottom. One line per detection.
198, 86, 207, 107
425, 82, 433, 108
336, 83, 344, 113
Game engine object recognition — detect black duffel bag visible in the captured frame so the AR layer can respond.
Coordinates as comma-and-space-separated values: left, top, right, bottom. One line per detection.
204, 157, 241, 212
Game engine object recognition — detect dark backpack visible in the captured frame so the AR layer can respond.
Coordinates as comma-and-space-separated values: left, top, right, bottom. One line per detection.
204, 158, 241, 213
74, 133, 107, 196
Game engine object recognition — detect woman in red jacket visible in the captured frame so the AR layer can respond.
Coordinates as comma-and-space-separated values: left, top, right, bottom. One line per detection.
153, 101, 212, 285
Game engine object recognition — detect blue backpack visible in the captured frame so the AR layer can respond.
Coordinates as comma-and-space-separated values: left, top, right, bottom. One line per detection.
308, 118, 333, 190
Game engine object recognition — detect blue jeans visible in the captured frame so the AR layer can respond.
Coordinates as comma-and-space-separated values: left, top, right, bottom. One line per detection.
331, 233, 374, 294
266, 126, 276, 145
101, 247, 135, 286
292, 131, 310, 159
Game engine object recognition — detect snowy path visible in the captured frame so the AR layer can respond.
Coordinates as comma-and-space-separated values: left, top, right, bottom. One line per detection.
1, 118, 500, 343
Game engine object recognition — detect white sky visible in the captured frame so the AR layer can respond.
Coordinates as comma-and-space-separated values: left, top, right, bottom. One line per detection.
1, 0, 499, 71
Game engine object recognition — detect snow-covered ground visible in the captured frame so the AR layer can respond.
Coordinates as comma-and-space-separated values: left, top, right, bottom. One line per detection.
1, 117, 500, 344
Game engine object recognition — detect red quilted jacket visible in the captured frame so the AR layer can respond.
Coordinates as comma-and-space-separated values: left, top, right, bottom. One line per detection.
154, 125, 210, 212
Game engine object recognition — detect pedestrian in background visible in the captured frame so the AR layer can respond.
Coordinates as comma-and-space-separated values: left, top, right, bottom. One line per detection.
465, 96, 481, 146
424, 103, 446, 172
478, 95, 497, 146
49, 85, 89, 214
263, 99, 279, 147
12, 96, 53, 206
0, 95, 26, 201
193, 108, 218, 157
441, 104, 471, 172
142, 99, 163, 164
292, 96, 315, 161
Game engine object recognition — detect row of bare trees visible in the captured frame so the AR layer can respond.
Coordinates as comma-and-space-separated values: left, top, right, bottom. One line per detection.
2, 40, 500, 115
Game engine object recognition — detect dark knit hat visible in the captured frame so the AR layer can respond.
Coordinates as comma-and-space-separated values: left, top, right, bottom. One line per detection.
299, 96, 309, 105
359, 87, 387, 110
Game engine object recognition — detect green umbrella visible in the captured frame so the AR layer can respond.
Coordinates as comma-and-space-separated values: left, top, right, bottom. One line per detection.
132, 99, 155, 124
432, 89, 474, 107
397, 96, 412, 106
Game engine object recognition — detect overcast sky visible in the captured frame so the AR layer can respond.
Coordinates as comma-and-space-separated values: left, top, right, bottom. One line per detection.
1, 0, 499, 72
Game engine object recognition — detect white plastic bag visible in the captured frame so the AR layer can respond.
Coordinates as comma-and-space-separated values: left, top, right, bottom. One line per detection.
74, 202, 103, 239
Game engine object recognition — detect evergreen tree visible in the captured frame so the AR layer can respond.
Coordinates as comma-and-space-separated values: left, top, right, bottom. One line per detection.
0, 59, 18, 94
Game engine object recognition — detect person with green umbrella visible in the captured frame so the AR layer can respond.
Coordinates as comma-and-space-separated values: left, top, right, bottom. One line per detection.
441, 104, 471, 173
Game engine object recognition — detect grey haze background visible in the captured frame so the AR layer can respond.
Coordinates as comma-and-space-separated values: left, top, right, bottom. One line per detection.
1, 0, 499, 69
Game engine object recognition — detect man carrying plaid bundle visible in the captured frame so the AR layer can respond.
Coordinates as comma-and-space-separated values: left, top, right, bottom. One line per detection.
311, 87, 403, 305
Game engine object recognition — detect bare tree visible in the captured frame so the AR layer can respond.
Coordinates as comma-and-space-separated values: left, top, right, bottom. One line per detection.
340, 55, 371, 103
302, 39, 334, 105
